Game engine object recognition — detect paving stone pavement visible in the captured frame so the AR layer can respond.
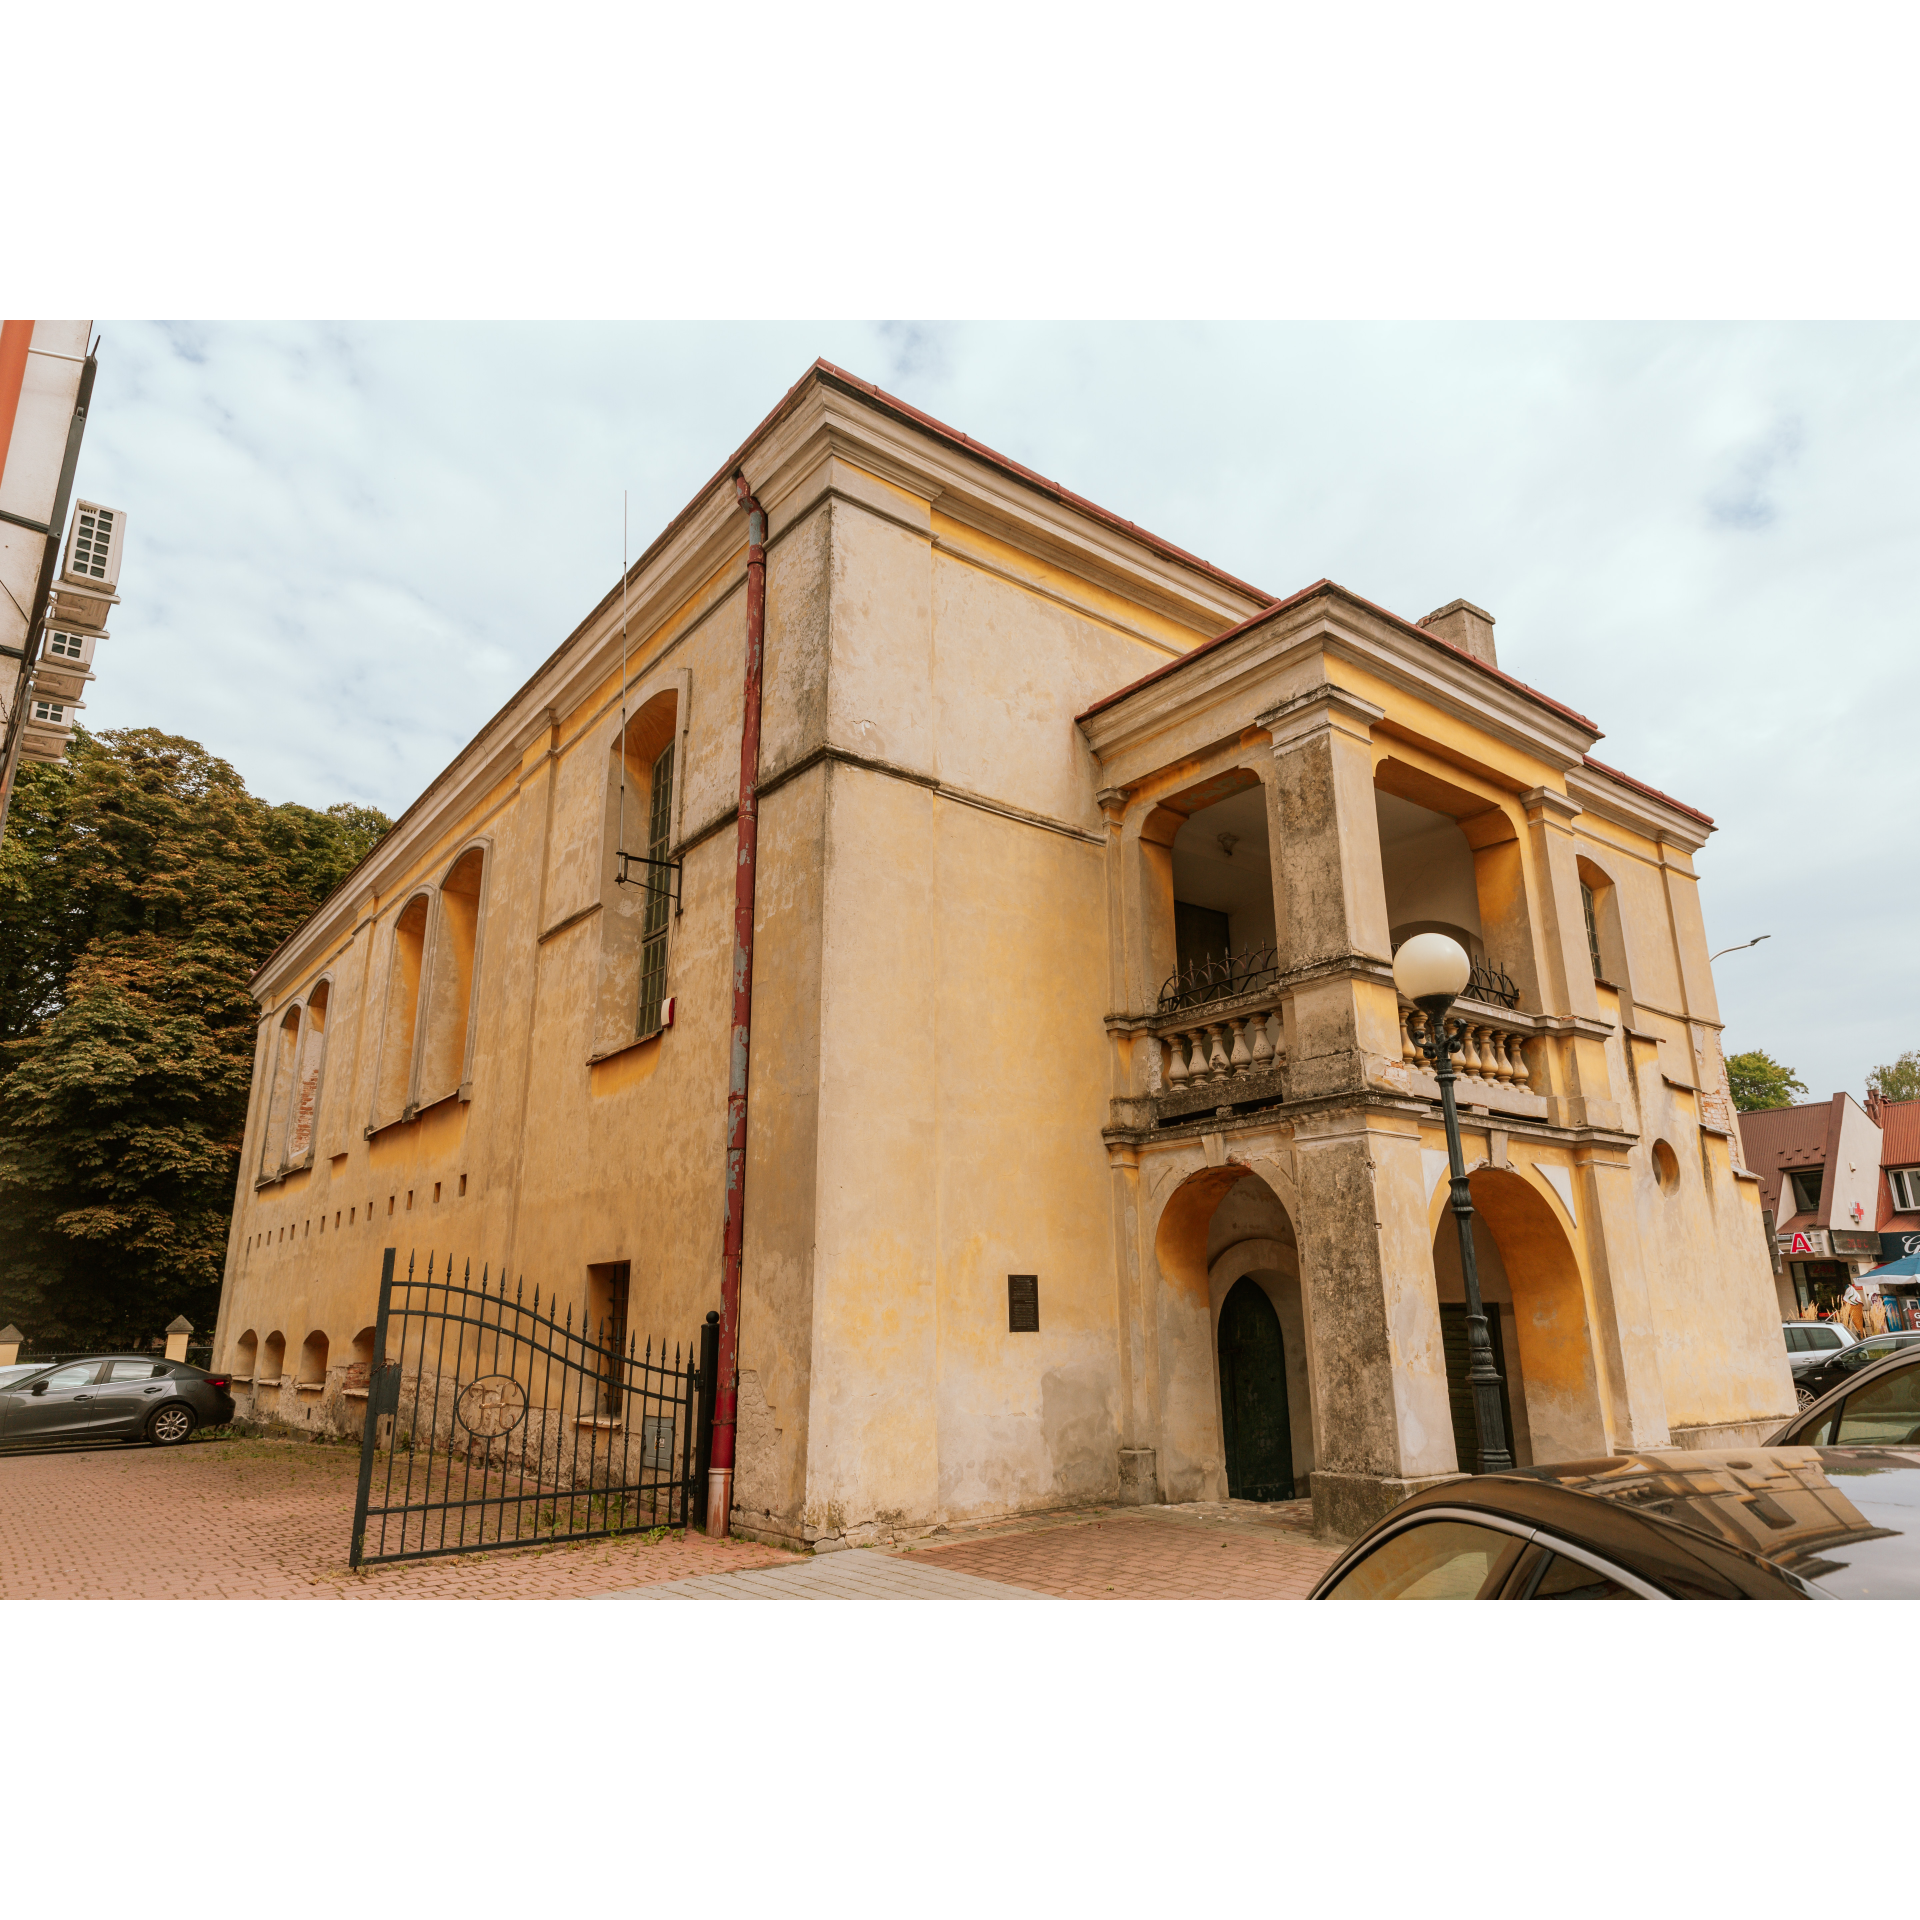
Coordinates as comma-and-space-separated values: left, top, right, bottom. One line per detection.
597, 1551, 1046, 1600
895, 1502, 1340, 1599
0, 1437, 795, 1599
0, 1436, 1340, 1600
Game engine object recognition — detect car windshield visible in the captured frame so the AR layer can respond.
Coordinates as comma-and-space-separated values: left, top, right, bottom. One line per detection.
0, 1364, 45, 1387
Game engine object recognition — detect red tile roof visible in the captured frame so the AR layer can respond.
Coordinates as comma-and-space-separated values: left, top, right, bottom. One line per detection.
1074, 577, 1601, 733
1579, 754, 1714, 828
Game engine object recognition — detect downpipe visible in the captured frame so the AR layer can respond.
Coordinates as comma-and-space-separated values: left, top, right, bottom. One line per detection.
708, 473, 767, 1537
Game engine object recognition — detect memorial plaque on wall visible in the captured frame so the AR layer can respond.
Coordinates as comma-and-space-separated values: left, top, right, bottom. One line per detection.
1007, 1275, 1039, 1332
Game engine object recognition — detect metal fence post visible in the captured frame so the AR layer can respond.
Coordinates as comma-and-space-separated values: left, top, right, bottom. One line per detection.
349, 1248, 397, 1570
692, 1310, 719, 1531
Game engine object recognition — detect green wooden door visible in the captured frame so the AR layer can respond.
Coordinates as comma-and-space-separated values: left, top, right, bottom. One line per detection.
1439, 1302, 1515, 1473
1218, 1278, 1294, 1501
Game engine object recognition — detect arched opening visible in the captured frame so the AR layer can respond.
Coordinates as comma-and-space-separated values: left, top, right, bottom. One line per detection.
373, 893, 431, 1127
233, 1329, 258, 1382
1152, 1165, 1311, 1503
347, 1325, 378, 1392
1376, 791, 1483, 961
286, 981, 329, 1164
1147, 767, 1278, 1007
1373, 758, 1537, 1011
297, 1329, 329, 1387
596, 690, 679, 1053
420, 848, 486, 1105
1430, 1168, 1605, 1466
261, 1330, 286, 1387
259, 1006, 300, 1180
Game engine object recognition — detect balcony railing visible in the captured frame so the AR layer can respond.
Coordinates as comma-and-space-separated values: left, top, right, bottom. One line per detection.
1157, 943, 1279, 1015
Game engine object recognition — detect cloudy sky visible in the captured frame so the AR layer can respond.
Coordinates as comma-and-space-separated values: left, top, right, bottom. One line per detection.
64, 320, 1915, 1100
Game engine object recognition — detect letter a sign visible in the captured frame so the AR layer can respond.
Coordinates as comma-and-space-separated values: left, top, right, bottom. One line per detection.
1789, 1231, 1814, 1256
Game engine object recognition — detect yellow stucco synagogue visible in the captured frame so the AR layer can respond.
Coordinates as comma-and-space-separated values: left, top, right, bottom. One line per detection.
213, 362, 1796, 1545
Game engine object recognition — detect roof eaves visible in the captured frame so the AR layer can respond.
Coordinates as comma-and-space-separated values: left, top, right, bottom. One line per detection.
1074, 577, 1603, 733
1578, 754, 1714, 829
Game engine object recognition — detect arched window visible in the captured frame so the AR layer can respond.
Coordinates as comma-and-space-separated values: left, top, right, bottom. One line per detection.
347, 1325, 378, 1393
595, 690, 680, 1054
285, 980, 330, 1165
261, 1330, 286, 1386
419, 846, 488, 1107
372, 893, 432, 1128
297, 1329, 329, 1389
233, 1329, 258, 1382
259, 1006, 301, 1181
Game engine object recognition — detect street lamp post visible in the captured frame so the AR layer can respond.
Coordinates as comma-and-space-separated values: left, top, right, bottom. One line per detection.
1394, 932, 1513, 1476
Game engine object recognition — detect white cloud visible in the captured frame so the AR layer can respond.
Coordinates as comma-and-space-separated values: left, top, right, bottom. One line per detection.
69, 321, 1920, 1098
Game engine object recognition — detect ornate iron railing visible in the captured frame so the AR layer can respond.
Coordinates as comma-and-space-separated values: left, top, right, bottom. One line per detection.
349, 1248, 718, 1568
1157, 944, 1280, 1015
1460, 958, 1520, 1010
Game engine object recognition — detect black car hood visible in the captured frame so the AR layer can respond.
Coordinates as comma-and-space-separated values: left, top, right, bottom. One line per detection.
1495, 1448, 1920, 1599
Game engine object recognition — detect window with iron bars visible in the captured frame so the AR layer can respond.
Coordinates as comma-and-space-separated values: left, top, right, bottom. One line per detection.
636, 741, 675, 1037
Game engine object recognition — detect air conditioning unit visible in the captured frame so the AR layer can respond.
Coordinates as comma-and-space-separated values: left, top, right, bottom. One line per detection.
53, 501, 126, 631
21, 691, 80, 761
61, 501, 125, 591
32, 652, 94, 704
42, 627, 100, 669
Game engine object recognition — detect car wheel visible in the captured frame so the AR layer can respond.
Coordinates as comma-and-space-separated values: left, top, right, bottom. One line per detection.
1795, 1386, 1817, 1409
147, 1403, 195, 1446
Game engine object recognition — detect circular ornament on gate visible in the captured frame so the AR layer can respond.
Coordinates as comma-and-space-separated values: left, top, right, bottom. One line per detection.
455, 1374, 528, 1438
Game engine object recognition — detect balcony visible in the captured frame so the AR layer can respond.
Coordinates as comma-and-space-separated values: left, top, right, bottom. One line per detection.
1397, 997, 1549, 1121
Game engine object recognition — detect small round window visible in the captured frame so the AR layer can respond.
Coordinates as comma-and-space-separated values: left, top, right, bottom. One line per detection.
1652, 1140, 1680, 1193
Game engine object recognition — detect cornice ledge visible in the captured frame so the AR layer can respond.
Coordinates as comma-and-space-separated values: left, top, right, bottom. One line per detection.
1566, 763, 1713, 850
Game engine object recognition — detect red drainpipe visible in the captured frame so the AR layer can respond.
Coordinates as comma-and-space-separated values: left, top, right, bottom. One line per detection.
707, 472, 767, 1537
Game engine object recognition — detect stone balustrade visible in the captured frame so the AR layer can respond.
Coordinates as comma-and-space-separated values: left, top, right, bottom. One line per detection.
1146, 991, 1287, 1110
1399, 1000, 1549, 1118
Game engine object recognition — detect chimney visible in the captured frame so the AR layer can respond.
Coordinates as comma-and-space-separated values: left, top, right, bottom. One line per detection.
1418, 599, 1497, 669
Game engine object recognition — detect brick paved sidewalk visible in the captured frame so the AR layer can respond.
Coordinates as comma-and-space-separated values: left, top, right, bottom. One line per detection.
0, 1437, 794, 1600
897, 1502, 1339, 1599
598, 1552, 1046, 1600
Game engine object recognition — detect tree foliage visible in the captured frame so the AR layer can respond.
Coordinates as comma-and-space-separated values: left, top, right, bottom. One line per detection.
1726, 1048, 1809, 1113
0, 729, 389, 1342
1868, 1051, 1920, 1104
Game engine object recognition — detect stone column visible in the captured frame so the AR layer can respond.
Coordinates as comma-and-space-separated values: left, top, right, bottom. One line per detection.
0, 1325, 20, 1366
1260, 685, 1402, 1103
164, 1317, 193, 1364
1294, 1110, 1460, 1541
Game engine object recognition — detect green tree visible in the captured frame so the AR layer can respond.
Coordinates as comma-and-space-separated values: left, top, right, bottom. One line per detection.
1868, 1051, 1920, 1103
1726, 1048, 1809, 1113
0, 728, 390, 1342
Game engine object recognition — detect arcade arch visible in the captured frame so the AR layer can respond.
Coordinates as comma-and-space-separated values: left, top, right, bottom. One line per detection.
1152, 1163, 1313, 1504
1429, 1166, 1606, 1467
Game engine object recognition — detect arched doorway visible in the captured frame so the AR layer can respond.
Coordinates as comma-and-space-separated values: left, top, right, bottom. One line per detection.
1150, 1163, 1313, 1503
1218, 1277, 1294, 1499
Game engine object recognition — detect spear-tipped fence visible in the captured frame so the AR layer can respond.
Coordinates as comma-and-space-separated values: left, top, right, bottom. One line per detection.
349, 1247, 718, 1569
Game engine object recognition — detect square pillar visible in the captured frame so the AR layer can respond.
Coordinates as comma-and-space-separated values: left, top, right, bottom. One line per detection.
1570, 1153, 1673, 1451
1261, 686, 1405, 1105
1295, 1110, 1461, 1541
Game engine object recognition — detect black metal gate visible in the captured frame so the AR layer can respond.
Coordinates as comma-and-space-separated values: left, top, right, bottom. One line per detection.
350, 1248, 718, 1569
